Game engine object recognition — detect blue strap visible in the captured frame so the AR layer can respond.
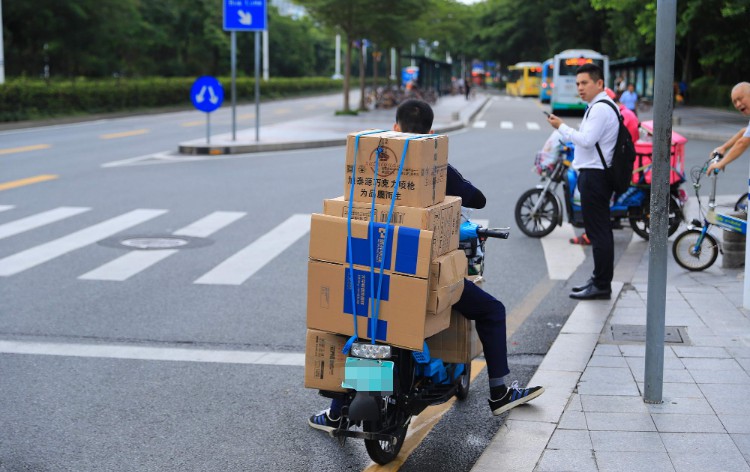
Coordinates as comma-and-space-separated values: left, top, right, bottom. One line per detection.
369, 134, 439, 344
343, 129, 385, 354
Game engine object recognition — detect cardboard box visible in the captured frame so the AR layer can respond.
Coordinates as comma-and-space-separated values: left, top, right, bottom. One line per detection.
304, 329, 348, 392
428, 249, 467, 315
344, 130, 449, 208
322, 196, 462, 258
306, 259, 453, 350
426, 309, 483, 364
309, 213, 433, 278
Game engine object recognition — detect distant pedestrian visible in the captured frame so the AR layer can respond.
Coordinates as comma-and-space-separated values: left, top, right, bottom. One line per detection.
619, 84, 638, 116
465, 76, 471, 100
706, 82, 750, 175
546, 63, 618, 300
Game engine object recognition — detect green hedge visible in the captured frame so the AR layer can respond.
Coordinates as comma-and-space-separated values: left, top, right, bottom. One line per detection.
687, 77, 734, 109
0, 77, 341, 122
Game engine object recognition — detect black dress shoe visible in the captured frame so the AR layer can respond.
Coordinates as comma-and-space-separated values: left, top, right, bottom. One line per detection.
572, 278, 594, 292
569, 284, 611, 300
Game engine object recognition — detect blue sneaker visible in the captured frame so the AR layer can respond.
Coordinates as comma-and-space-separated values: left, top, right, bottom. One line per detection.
308, 409, 342, 433
488, 381, 545, 416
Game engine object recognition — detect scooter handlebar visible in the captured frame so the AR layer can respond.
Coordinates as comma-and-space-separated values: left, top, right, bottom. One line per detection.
477, 227, 510, 239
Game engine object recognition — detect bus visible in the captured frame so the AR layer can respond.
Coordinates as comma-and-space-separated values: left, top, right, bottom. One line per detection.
539, 58, 553, 103
550, 49, 609, 114
505, 62, 543, 97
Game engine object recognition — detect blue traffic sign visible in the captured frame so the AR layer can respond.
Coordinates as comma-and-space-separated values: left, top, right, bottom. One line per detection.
190, 76, 224, 113
224, 0, 267, 31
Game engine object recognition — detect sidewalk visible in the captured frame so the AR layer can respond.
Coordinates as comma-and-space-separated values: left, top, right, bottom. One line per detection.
471, 232, 750, 471
177, 93, 490, 155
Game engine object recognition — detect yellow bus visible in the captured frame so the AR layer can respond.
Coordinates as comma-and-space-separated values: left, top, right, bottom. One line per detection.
505, 62, 543, 97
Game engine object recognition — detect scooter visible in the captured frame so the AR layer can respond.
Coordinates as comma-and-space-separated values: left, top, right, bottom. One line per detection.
514, 128, 687, 240
317, 220, 508, 465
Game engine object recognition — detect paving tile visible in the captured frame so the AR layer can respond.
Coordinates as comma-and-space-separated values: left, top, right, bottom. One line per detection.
625, 354, 685, 371
700, 383, 750, 415
731, 433, 750, 461
671, 346, 731, 358
729, 346, 750, 358
566, 393, 582, 411
588, 355, 629, 368
740, 358, 750, 373
562, 303, 610, 334
719, 414, 750, 434
535, 449, 597, 472
577, 379, 641, 396
628, 365, 694, 384
651, 413, 726, 433
508, 371, 580, 424
589, 431, 665, 452
620, 345, 677, 358
547, 429, 592, 450
581, 366, 635, 384
594, 451, 675, 472
668, 451, 750, 472
657, 382, 704, 398
646, 396, 715, 415
558, 409, 588, 430
689, 368, 750, 384
681, 357, 743, 370
585, 412, 656, 431
660, 432, 740, 453
594, 344, 622, 357
688, 335, 729, 347
472, 420, 556, 472
580, 394, 649, 413
538, 333, 599, 373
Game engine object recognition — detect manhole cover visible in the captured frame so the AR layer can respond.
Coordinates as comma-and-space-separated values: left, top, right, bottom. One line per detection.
121, 237, 189, 249
610, 324, 688, 344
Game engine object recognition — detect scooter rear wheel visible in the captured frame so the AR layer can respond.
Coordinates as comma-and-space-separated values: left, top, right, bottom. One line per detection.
456, 362, 472, 401
672, 229, 718, 271
629, 194, 683, 240
363, 418, 409, 465
514, 188, 559, 238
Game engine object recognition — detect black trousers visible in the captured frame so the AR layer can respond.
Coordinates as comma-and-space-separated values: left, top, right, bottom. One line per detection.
453, 279, 510, 379
578, 169, 614, 289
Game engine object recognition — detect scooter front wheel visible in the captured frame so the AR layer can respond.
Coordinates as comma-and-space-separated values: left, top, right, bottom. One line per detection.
672, 229, 718, 271
363, 417, 409, 465
514, 188, 560, 238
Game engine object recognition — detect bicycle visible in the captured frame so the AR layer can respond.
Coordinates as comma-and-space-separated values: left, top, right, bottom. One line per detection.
672, 152, 747, 271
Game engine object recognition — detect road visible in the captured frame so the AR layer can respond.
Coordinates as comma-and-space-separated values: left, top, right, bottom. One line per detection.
0, 92, 732, 471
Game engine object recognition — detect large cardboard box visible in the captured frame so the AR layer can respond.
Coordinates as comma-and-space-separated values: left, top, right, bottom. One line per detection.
306, 259, 454, 350
309, 213, 433, 278
344, 130, 449, 208
425, 309, 483, 364
428, 249, 467, 315
322, 196, 462, 258
304, 329, 348, 392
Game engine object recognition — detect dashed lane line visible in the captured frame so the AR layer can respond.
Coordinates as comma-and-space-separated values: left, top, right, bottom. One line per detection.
0, 144, 51, 155
100, 129, 149, 139
0, 174, 59, 192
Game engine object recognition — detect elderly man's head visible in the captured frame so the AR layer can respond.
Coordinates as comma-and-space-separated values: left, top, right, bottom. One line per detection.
731, 82, 750, 116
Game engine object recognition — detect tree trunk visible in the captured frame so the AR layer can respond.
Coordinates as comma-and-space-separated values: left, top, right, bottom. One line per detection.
373, 50, 379, 88
343, 33, 352, 112
359, 42, 366, 111
396, 47, 403, 88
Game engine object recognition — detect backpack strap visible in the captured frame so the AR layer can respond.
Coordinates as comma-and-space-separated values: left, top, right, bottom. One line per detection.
585, 99, 621, 170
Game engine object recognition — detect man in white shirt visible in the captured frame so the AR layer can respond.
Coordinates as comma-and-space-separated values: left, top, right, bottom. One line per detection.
706, 82, 750, 175
546, 63, 619, 300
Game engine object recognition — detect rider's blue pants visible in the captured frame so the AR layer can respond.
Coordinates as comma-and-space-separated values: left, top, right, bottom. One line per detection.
453, 279, 510, 379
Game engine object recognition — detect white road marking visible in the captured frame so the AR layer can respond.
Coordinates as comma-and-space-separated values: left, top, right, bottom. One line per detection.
0, 340, 304, 366
540, 222, 585, 280
194, 214, 310, 285
500, 121, 513, 129
0, 205, 14, 212
80, 211, 246, 281
0, 209, 167, 276
473, 121, 487, 128
0, 207, 90, 240
526, 122, 541, 130
102, 151, 177, 168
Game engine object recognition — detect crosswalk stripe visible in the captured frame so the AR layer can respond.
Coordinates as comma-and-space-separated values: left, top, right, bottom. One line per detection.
540, 223, 585, 280
473, 121, 487, 128
0, 207, 90, 241
0, 205, 15, 212
194, 214, 310, 285
79, 211, 246, 281
0, 209, 167, 276
526, 122, 541, 130
500, 121, 513, 129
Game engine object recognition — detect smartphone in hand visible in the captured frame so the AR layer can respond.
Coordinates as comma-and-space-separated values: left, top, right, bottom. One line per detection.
543, 111, 551, 117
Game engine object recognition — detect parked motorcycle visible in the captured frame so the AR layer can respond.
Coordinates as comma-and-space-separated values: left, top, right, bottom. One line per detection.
317, 219, 508, 465
514, 126, 687, 240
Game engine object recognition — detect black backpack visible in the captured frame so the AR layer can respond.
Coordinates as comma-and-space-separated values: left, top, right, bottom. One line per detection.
589, 100, 636, 195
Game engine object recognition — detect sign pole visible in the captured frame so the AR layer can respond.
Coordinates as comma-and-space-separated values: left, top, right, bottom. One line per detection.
207, 112, 211, 145
231, 31, 237, 141
255, 30, 260, 142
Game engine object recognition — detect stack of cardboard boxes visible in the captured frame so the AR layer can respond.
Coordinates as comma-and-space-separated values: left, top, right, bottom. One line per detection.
304, 130, 481, 392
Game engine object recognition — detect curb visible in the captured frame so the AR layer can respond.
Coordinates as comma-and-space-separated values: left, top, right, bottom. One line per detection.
470, 235, 648, 472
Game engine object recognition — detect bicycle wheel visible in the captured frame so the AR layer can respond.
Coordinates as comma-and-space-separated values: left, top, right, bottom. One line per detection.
734, 193, 748, 212
672, 229, 718, 271
514, 188, 559, 238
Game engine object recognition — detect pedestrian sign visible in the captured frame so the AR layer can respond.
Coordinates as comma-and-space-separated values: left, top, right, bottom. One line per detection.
223, 0, 267, 31
190, 76, 224, 113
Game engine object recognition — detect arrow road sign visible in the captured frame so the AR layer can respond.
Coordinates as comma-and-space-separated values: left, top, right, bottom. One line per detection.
224, 0, 267, 31
190, 76, 224, 113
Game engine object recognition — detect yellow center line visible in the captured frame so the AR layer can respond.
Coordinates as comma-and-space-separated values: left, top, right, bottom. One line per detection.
273, 108, 291, 115
100, 129, 149, 139
0, 174, 59, 191
362, 359, 487, 472
0, 144, 51, 156
180, 121, 205, 128
238, 113, 256, 120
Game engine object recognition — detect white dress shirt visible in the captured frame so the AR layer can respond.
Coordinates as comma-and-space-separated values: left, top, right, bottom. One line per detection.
557, 91, 620, 170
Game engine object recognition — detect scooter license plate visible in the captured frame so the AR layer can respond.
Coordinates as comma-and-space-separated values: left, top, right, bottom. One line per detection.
342, 358, 394, 393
